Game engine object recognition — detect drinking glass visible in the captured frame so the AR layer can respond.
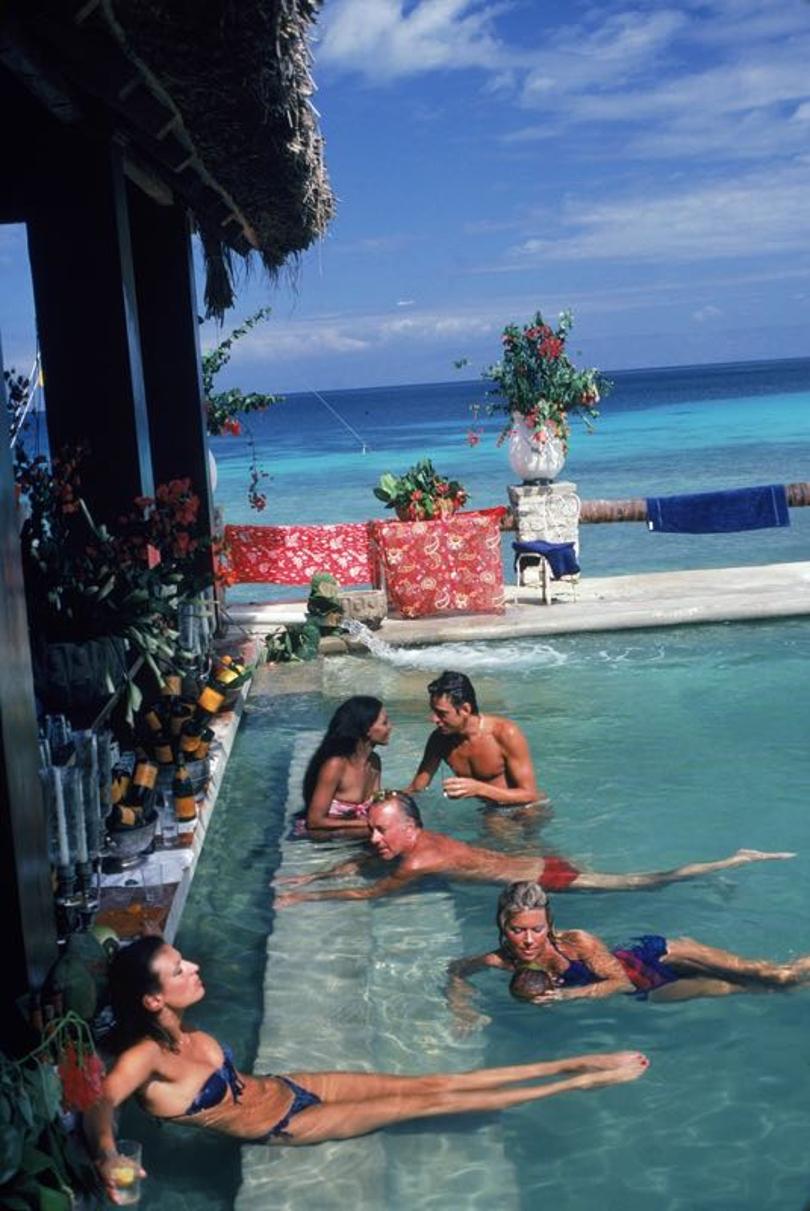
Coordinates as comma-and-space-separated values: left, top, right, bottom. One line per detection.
109, 1139, 142, 1205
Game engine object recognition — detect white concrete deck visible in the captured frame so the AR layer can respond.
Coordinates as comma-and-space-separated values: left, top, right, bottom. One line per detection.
227, 560, 810, 649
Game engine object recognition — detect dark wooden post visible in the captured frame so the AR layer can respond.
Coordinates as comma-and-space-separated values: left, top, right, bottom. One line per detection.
0, 333, 57, 1009
25, 136, 154, 523
127, 186, 215, 533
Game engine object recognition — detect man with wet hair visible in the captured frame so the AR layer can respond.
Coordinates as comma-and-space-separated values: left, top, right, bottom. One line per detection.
274, 790, 792, 907
406, 670, 545, 807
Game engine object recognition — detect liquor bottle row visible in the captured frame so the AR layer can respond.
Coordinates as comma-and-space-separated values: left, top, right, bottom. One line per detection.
132, 655, 250, 768
108, 749, 198, 827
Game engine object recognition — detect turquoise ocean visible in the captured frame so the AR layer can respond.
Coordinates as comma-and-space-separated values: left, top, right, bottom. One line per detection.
213, 357, 810, 599
136, 358, 810, 1211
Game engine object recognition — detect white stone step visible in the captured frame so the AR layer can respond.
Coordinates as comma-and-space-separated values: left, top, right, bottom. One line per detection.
236, 734, 387, 1210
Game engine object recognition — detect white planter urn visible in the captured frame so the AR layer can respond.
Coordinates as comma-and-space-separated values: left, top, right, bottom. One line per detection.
507, 413, 566, 483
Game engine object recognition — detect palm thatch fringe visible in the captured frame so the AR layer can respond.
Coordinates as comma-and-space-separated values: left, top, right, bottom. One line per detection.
106, 0, 335, 312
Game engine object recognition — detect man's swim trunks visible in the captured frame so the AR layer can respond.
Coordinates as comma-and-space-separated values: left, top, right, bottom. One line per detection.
538, 856, 580, 891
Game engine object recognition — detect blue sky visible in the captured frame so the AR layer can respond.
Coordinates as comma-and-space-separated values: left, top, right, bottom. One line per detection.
2, 0, 810, 392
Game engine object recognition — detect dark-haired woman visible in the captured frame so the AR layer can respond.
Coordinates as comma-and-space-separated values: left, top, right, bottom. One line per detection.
447, 882, 810, 1032
85, 936, 648, 1202
297, 696, 392, 837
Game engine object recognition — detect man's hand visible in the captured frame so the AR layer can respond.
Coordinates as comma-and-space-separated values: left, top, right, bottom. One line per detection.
274, 873, 315, 887
442, 776, 481, 799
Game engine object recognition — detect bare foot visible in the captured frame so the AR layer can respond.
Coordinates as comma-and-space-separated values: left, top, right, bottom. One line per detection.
570, 1055, 649, 1090
575, 1051, 648, 1073
732, 849, 796, 863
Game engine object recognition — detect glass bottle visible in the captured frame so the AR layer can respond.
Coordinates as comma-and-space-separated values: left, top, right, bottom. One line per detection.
172, 752, 197, 822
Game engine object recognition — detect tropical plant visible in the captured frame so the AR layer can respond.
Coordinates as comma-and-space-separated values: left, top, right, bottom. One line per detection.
202, 308, 280, 510
475, 309, 609, 450
0, 1013, 103, 1209
373, 459, 469, 521
14, 446, 213, 710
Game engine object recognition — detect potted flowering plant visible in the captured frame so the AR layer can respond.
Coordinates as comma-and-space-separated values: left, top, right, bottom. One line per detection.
15, 446, 213, 720
476, 309, 609, 482
374, 459, 469, 521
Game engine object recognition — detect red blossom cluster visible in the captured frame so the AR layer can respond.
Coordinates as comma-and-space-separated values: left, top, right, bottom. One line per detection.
58, 1040, 105, 1111
124, 478, 201, 564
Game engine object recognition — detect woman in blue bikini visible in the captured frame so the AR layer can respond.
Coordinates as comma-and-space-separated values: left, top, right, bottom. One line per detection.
447, 882, 810, 1031
86, 936, 648, 1202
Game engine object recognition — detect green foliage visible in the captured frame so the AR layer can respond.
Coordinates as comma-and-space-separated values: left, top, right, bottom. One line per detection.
265, 621, 322, 662
478, 309, 610, 450
201, 308, 281, 433
306, 572, 344, 633
373, 458, 469, 521
0, 1014, 103, 1208
201, 308, 279, 510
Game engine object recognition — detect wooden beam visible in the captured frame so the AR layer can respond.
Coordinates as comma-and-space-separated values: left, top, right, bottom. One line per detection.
127, 184, 216, 584
25, 134, 155, 521
0, 333, 58, 1006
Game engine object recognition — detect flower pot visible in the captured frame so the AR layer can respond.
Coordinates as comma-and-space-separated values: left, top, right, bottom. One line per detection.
507, 414, 566, 483
33, 635, 130, 726
394, 499, 461, 522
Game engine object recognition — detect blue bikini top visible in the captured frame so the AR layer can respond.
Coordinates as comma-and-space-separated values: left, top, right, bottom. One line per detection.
183, 1042, 245, 1116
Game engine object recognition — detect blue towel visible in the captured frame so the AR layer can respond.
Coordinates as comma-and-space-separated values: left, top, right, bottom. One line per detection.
645, 484, 790, 534
513, 540, 580, 579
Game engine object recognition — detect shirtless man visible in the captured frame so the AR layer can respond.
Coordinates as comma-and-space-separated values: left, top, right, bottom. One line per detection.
406, 671, 545, 807
274, 791, 793, 907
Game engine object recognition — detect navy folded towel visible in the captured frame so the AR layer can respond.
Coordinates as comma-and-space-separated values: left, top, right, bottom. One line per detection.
645, 484, 790, 534
513, 540, 580, 579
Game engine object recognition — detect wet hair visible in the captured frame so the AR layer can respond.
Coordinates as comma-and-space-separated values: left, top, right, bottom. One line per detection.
509, 966, 554, 1001
302, 696, 384, 807
370, 789, 423, 828
427, 671, 478, 714
496, 882, 551, 949
108, 935, 176, 1053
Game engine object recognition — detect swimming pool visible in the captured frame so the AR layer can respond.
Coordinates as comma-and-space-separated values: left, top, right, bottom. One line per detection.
136, 620, 809, 1210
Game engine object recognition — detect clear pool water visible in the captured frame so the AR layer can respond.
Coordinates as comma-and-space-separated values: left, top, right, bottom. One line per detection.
135, 620, 809, 1210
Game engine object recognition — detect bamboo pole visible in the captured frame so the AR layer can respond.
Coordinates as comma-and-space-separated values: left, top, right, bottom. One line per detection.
501, 482, 810, 528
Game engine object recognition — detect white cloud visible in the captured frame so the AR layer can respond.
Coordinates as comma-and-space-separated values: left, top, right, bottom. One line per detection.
498, 163, 810, 265
692, 305, 723, 322
318, 0, 503, 82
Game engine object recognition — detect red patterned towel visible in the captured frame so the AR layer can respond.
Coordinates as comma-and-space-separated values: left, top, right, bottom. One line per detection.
223, 522, 376, 586
370, 512, 505, 618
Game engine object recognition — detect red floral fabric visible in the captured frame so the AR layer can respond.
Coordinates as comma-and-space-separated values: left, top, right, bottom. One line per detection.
370, 511, 505, 618
223, 523, 376, 586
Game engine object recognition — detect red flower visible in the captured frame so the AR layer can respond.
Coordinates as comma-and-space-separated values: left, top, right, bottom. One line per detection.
223, 417, 241, 436
58, 1042, 105, 1112
539, 336, 563, 359
466, 429, 481, 447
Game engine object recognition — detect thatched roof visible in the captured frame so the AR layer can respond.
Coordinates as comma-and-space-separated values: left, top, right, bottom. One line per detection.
1, 0, 335, 316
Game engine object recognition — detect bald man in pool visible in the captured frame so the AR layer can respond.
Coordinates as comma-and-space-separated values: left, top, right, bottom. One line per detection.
274, 791, 793, 907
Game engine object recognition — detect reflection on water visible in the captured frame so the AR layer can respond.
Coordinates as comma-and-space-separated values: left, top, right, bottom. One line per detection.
141, 621, 810, 1210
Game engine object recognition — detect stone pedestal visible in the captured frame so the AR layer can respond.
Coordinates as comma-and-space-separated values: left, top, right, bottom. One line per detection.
508, 481, 580, 544
507, 481, 581, 591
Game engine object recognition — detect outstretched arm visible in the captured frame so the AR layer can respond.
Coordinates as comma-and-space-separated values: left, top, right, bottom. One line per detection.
405, 731, 444, 793
274, 852, 377, 888
570, 848, 796, 892
446, 951, 505, 1033
275, 867, 421, 907
83, 1045, 153, 1203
